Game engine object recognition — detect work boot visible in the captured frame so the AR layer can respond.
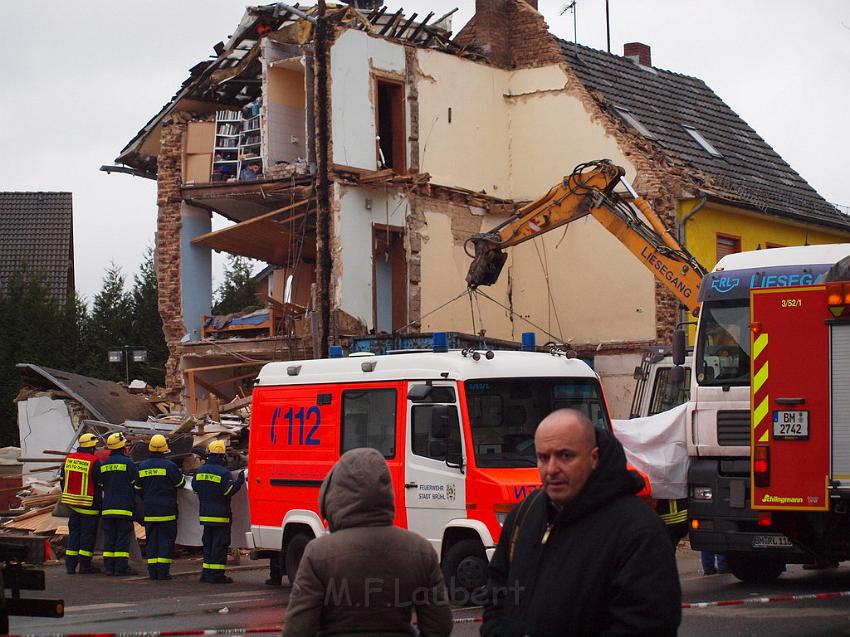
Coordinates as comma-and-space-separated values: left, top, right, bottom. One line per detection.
79, 563, 101, 575
210, 576, 233, 584
116, 567, 139, 576
264, 577, 282, 586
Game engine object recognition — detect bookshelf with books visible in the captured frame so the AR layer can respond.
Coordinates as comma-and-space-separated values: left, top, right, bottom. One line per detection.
211, 110, 242, 182
238, 99, 263, 179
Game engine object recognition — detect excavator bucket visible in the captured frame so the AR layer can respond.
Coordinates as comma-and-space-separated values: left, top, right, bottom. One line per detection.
466, 243, 508, 288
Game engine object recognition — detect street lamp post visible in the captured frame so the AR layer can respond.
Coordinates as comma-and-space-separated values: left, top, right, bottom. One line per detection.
108, 346, 148, 385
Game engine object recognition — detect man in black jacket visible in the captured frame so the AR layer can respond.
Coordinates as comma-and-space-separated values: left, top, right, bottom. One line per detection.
482, 409, 681, 636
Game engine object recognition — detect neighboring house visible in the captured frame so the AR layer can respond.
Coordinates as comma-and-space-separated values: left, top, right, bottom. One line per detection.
110, 0, 850, 417
0, 192, 74, 304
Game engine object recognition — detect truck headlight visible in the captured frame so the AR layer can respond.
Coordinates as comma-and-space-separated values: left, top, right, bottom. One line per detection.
692, 487, 713, 501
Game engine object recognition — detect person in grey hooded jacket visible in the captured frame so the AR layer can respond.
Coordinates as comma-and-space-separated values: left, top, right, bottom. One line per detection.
282, 447, 453, 637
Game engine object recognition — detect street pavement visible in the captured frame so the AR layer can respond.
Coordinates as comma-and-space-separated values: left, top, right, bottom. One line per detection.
11, 548, 850, 635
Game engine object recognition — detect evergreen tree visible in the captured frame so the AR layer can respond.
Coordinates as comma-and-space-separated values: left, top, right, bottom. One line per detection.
88, 264, 134, 381
212, 255, 260, 315
129, 247, 167, 387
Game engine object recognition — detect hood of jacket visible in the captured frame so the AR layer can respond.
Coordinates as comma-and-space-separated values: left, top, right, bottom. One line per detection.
205, 453, 227, 467
556, 428, 645, 523
319, 448, 394, 531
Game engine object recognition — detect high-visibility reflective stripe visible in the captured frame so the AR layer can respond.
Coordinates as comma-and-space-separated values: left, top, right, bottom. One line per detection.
78, 549, 94, 557
195, 473, 222, 483
146, 557, 174, 564
223, 486, 233, 496
102, 509, 133, 517
139, 468, 167, 477
101, 463, 128, 473
754, 396, 770, 429
113, 551, 130, 558
176, 476, 186, 488
147, 558, 158, 564
133, 485, 142, 490
70, 506, 99, 516
144, 515, 177, 522
753, 361, 769, 394
65, 550, 79, 556
661, 511, 688, 524
158, 558, 173, 564
199, 516, 231, 524
103, 551, 115, 558
753, 333, 769, 360
202, 563, 226, 570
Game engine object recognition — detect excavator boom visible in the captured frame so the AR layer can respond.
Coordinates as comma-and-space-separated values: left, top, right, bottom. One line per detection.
465, 159, 705, 312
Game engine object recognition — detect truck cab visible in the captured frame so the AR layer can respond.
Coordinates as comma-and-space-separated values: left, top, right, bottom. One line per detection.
247, 345, 610, 600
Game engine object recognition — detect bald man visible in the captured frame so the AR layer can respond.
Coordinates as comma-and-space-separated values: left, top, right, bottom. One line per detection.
481, 409, 681, 636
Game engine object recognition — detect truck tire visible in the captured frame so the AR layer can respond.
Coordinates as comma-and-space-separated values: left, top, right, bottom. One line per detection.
285, 533, 311, 584
726, 552, 784, 584
442, 539, 487, 605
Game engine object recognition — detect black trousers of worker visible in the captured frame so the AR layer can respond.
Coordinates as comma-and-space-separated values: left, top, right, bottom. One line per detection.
201, 524, 231, 582
66, 511, 99, 574
145, 520, 177, 579
102, 517, 133, 575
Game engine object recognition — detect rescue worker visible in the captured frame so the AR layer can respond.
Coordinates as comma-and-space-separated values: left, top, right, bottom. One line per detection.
135, 434, 185, 580
192, 439, 245, 584
98, 432, 139, 576
59, 432, 102, 574
657, 497, 689, 548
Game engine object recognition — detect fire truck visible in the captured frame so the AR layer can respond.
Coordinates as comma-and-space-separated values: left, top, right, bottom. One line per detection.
682, 244, 850, 582
747, 260, 850, 566
247, 336, 611, 598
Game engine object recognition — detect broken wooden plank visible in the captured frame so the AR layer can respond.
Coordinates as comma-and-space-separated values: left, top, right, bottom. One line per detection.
221, 395, 253, 414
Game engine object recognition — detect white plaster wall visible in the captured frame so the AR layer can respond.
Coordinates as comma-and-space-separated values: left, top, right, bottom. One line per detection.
336, 185, 409, 329
418, 210, 514, 337
594, 352, 644, 420
331, 30, 406, 170
416, 50, 511, 194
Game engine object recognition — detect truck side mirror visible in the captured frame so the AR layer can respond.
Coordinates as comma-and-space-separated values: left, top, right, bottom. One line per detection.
670, 365, 685, 384
672, 328, 686, 366
445, 439, 464, 471
431, 405, 450, 438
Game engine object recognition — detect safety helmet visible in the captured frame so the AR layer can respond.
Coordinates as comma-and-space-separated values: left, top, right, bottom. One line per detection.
208, 439, 227, 455
149, 434, 170, 453
78, 433, 98, 448
107, 432, 127, 450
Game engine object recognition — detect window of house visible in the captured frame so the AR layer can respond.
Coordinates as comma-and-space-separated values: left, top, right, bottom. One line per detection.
375, 79, 406, 173
341, 389, 397, 458
373, 226, 406, 333
614, 106, 656, 139
683, 125, 722, 157
716, 233, 742, 261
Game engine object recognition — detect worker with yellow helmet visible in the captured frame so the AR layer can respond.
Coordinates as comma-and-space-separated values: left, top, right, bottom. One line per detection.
59, 433, 103, 574
134, 434, 185, 580
192, 439, 245, 583
98, 432, 139, 576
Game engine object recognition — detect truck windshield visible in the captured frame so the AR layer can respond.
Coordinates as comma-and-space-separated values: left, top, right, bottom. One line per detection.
464, 377, 609, 468
696, 299, 750, 386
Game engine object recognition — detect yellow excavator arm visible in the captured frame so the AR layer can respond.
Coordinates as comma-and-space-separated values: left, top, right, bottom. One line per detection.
465, 160, 706, 312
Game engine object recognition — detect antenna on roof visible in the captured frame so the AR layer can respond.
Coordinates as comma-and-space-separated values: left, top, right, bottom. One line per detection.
605, 0, 611, 53
561, 1, 578, 46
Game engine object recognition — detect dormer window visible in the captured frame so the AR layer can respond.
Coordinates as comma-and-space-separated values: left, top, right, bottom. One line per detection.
614, 106, 656, 139
683, 125, 722, 157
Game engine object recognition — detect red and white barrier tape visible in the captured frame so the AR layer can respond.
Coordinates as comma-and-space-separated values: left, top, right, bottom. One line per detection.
682, 589, 850, 609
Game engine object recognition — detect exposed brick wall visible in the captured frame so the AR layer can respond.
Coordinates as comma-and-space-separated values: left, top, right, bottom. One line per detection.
156, 114, 191, 395
454, 0, 562, 69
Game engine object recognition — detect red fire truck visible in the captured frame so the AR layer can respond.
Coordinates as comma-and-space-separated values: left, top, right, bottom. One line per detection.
247, 337, 613, 598
750, 274, 850, 565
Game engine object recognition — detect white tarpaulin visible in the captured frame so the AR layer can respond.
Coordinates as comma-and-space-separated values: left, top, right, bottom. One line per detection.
18, 397, 75, 478
613, 403, 689, 499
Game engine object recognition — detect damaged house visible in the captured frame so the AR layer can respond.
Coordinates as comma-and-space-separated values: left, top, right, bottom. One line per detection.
110, 0, 850, 417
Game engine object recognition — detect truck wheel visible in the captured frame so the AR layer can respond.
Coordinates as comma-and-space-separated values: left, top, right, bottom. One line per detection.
442, 539, 488, 605
726, 552, 784, 584
285, 533, 311, 584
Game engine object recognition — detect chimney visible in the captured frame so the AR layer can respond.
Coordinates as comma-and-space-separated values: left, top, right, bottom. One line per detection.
524, 0, 538, 8
624, 42, 651, 67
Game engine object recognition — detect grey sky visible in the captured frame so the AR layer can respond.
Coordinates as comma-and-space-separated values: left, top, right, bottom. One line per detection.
2, 1, 848, 302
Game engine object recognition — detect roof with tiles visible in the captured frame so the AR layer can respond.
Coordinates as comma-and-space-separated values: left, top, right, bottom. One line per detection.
0, 192, 74, 302
560, 41, 850, 233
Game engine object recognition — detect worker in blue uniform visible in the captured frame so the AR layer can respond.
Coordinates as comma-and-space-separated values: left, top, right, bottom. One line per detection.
135, 434, 185, 580
59, 433, 102, 574
192, 439, 245, 584
98, 432, 139, 576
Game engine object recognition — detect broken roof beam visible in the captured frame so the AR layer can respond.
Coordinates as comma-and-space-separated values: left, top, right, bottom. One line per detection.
379, 9, 403, 36
394, 13, 417, 39
409, 12, 434, 42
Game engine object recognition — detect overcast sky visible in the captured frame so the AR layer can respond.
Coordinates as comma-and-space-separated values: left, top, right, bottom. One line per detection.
2, 1, 848, 302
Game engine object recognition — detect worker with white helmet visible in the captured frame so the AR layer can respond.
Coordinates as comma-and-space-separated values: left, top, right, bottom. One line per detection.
135, 434, 185, 580
192, 439, 245, 583
98, 432, 139, 576
59, 433, 103, 574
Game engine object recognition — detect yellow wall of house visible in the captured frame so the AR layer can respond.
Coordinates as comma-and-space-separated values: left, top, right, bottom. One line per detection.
678, 199, 850, 272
